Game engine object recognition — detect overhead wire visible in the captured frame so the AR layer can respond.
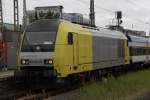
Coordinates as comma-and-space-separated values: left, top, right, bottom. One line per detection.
34, 0, 63, 5
126, 0, 150, 10
121, 0, 150, 25
30, 0, 150, 31
27, 0, 150, 27
78, 0, 115, 13
3, 0, 150, 29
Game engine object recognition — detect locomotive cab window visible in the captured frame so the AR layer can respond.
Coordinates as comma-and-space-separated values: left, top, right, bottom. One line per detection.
68, 32, 73, 45
21, 19, 60, 52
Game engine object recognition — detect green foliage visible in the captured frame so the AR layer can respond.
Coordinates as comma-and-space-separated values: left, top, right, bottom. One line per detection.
39, 11, 45, 18
79, 70, 150, 100
45, 10, 60, 19
28, 10, 61, 23
35, 11, 38, 20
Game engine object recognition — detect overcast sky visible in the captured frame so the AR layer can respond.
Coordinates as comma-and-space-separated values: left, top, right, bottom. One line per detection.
2, 0, 150, 33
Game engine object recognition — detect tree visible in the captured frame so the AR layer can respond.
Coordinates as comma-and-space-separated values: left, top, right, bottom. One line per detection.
39, 11, 45, 18
45, 10, 60, 19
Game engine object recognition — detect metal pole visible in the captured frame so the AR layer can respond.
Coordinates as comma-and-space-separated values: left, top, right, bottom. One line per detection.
117, 19, 120, 27
89, 0, 95, 27
23, 0, 27, 29
0, 0, 3, 32
14, 0, 19, 31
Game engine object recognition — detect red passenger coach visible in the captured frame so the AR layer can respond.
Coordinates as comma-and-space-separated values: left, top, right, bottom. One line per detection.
0, 41, 7, 69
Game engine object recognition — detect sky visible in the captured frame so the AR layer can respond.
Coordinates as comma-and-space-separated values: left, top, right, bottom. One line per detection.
2, 0, 150, 33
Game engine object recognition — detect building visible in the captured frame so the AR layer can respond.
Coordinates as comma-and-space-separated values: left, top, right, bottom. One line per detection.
0, 23, 20, 69
3, 23, 14, 31
63, 13, 83, 24
108, 25, 147, 37
67, 13, 83, 24
123, 29, 146, 37
62, 13, 72, 22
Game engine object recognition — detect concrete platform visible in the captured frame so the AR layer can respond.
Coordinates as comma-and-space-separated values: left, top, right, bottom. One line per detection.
0, 70, 14, 79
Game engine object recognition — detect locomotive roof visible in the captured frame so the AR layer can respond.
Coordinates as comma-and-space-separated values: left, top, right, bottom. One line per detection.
26, 19, 126, 40
70, 22, 127, 40
89, 28, 127, 40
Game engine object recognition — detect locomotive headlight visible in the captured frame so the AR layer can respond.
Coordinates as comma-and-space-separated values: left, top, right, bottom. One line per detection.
21, 59, 29, 65
22, 60, 26, 64
48, 60, 53, 64
44, 59, 53, 65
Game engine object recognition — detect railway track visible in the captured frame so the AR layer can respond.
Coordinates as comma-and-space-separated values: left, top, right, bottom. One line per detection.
0, 77, 80, 100
17, 85, 78, 100
0, 78, 28, 100
0, 65, 149, 100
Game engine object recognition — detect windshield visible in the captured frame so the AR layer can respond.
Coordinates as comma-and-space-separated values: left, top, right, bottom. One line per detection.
25, 32, 55, 45
21, 19, 60, 52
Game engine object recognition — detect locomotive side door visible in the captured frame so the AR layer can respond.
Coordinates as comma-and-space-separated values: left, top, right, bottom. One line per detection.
68, 32, 79, 70
73, 33, 79, 68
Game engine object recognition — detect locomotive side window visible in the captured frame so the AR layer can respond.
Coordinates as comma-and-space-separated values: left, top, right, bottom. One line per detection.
68, 32, 73, 45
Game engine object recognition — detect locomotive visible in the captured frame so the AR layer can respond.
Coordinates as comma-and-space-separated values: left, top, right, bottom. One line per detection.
15, 19, 150, 81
